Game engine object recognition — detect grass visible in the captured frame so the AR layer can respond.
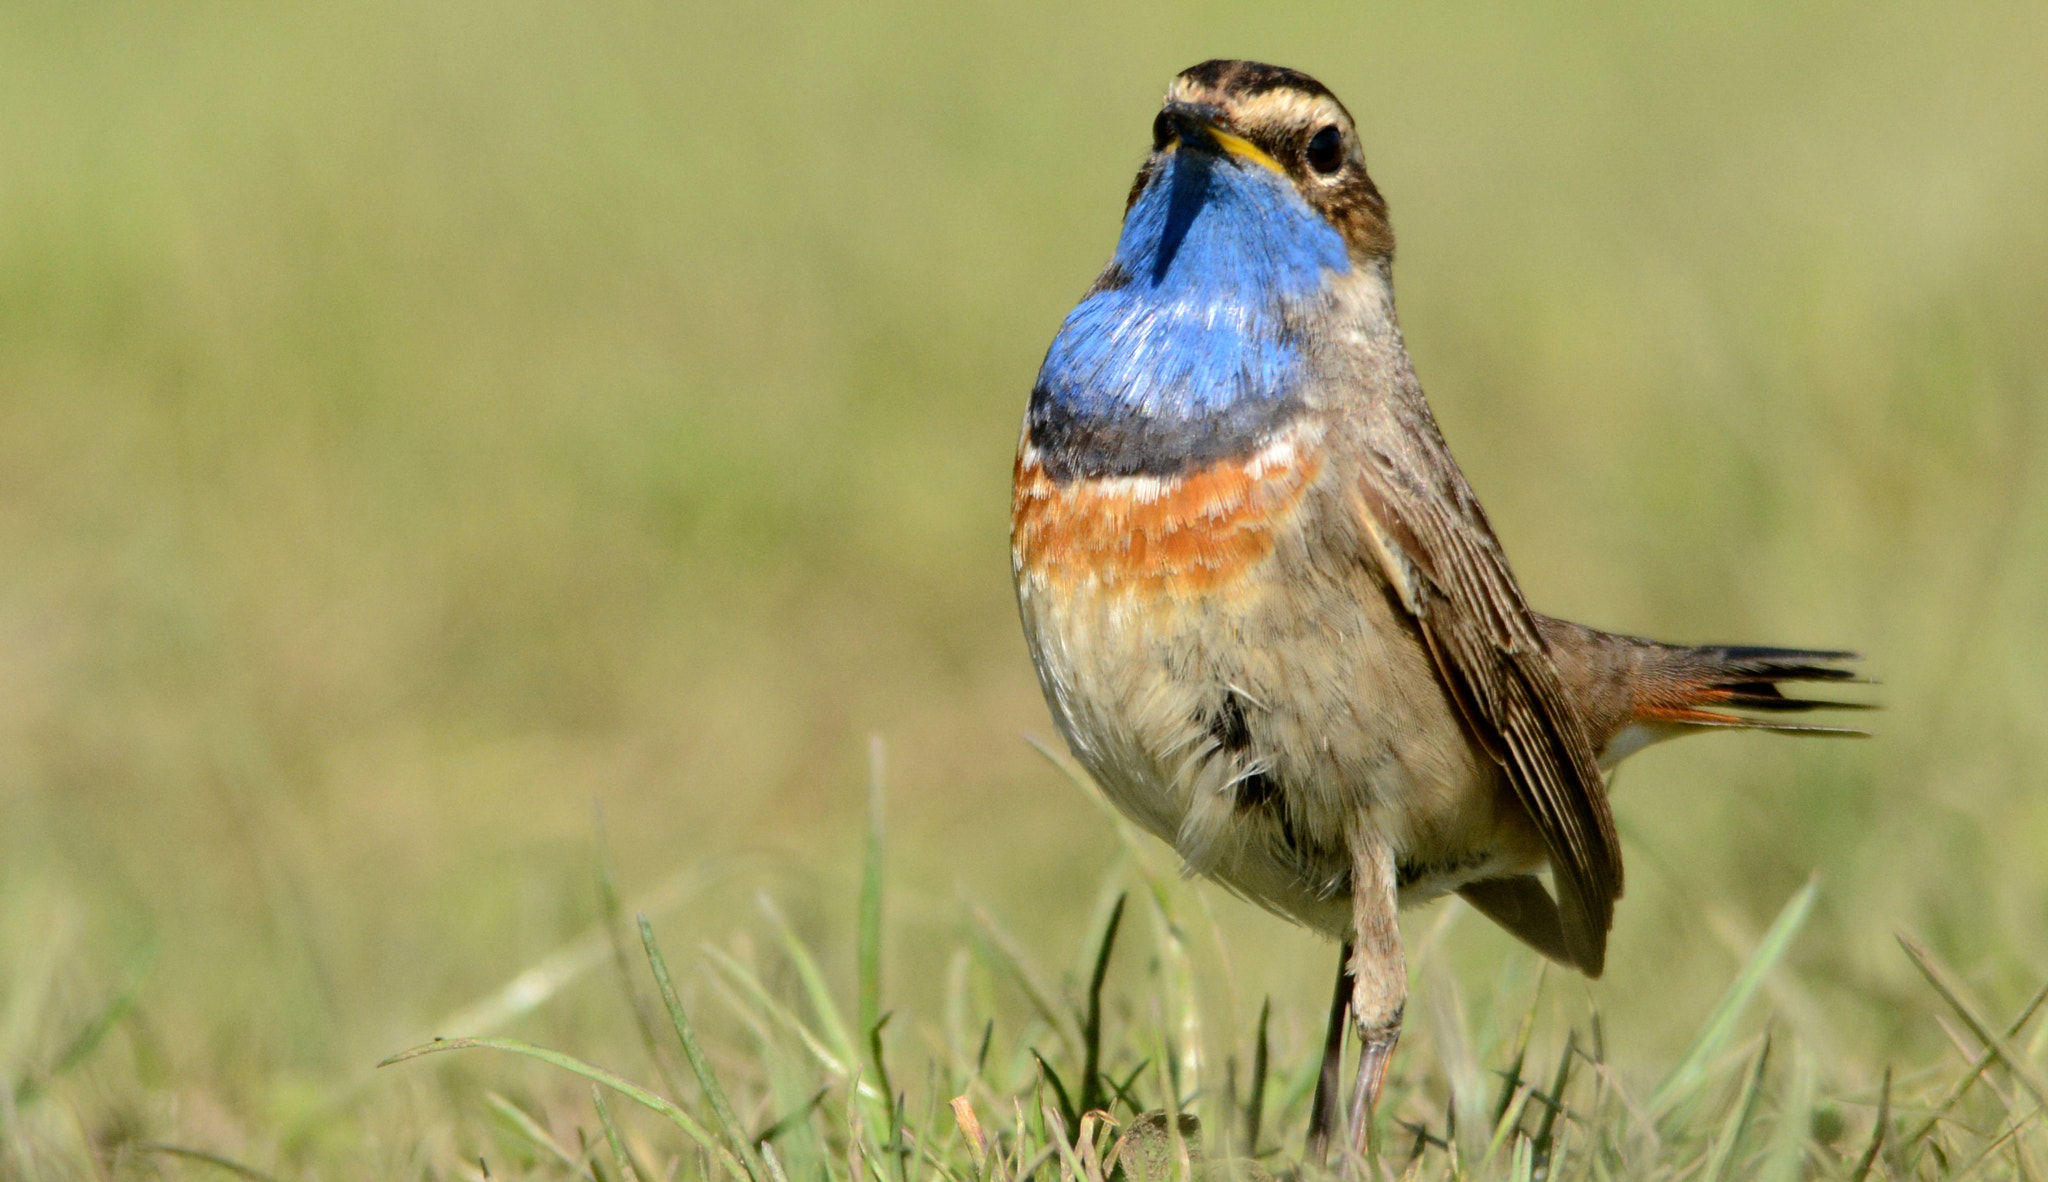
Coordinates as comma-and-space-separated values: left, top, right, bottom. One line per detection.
17, 760, 2048, 1178
286, 783, 2048, 1178
3, 0, 2048, 1176
417, 828, 2038, 1182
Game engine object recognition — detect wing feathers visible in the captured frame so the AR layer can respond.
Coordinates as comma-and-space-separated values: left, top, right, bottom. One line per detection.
1353, 459, 1622, 976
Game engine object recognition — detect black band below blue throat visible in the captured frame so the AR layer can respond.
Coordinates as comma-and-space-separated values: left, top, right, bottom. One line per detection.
1026, 389, 1304, 481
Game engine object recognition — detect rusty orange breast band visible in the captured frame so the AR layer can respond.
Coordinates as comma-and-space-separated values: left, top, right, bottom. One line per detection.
1012, 433, 1324, 596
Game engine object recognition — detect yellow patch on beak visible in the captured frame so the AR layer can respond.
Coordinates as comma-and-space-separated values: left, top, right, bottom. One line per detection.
1161, 109, 1286, 175
1207, 126, 1285, 174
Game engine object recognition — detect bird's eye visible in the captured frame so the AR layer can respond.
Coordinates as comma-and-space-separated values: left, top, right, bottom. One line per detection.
1152, 111, 1173, 150
1305, 124, 1344, 175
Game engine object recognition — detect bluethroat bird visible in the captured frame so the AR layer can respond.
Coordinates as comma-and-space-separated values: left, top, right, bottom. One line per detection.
1011, 60, 1866, 1164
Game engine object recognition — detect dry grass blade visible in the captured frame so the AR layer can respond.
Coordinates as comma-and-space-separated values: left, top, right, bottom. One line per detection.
1903, 975, 2048, 1163
951, 1096, 989, 1172
1042, 1107, 1091, 1182
1897, 934, 2048, 1111
1947, 1105, 2043, 1182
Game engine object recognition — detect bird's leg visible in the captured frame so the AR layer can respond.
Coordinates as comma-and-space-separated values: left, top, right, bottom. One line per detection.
1342, 834, 1406, 1170
1304, 939, 1354, 1168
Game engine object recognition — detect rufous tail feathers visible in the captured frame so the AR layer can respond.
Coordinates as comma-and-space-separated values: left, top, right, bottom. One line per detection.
1534, 615, 1870, 765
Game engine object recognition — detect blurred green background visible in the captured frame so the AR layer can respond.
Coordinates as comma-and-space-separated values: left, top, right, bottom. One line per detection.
3, 0, 2046, 1171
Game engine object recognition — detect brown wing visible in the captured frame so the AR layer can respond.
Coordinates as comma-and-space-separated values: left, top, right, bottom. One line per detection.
1457, 877, 1574, 966
1350, 444, 1622, 976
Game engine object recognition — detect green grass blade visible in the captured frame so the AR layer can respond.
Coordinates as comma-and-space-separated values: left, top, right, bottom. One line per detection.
970, 905, 1080, 1054
1028, 729, 1204, 1075
870, 1011, 899, 1143
1032, 1050, 1080, 1134
640, 913, 764, 1182
1040, 1106, 1092, 1182
1700, 1034, 1770, 1182
134, 1143, 285, 1182
698, 943, 877, 1096
1507, 1128, 1534, 1182
1529, 1031, 1576, 1171
1135, 869, 1202, 1106
1484, 966, 1546, 1165
859, 738, 897, 1123
1650, 876, 1817, 1117
1753, 1046, 1815, 1182
860, 736, 886, 1072
485, 1089, 584, 1170
597, 815, 690, 1102
759, 894, 862, 1069
942, 948, 974, 1085
913, 1063, 967, 1182
594, 1082, 649, 1182
1077, 893, 1125, 1117
1847, 1066, 1890, 1182
378, 1036, 749, 1182
1243, 997, 1269, 1157
11, 940, 155, 1106
431, 865, 724, 1039
755, 892, 894, 1159
756, 1087, 831, 1146
886, 1062, 908, 1182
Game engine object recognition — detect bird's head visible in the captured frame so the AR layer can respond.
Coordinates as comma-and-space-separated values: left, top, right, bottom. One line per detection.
1127, 60, 1393, 264
1025, 62, 1395, 480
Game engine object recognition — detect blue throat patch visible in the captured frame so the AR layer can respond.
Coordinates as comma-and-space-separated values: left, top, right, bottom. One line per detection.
1029, 149, 1351, 480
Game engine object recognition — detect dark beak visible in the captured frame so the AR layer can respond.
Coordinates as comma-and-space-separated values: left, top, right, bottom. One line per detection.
1160, 101, 1231, 153
1155, 101, 1284, 173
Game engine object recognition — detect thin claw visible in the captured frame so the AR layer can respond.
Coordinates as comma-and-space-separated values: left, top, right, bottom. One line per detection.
1343, 1021, 1401, 1172
1306, 941, 1355, 1168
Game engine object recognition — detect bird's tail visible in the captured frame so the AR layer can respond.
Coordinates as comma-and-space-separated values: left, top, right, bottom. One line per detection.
1629, 643, 1870, 735
1534, 615, 1872, 764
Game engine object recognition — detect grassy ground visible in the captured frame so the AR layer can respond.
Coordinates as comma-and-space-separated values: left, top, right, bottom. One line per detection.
3, 0, 2048, 1176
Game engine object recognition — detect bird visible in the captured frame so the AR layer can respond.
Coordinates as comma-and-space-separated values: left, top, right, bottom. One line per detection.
1010, 59, 1866, 1166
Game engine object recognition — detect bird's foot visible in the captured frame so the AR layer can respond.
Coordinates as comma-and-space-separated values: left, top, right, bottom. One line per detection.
1338, 1014, 1401, 1176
